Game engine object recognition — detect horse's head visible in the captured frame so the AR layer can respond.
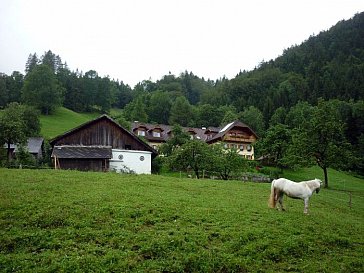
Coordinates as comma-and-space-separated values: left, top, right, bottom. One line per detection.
315, 179, 322, 193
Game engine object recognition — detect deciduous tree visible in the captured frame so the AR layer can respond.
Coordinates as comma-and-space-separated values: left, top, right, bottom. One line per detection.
159, 124, 189, 156
0, 103, 40, 162
22, 65, 64, 115
285, 99, 351, 188
169, 140, 212, 179
210, 144, 247, 180
256, 124, 291, 169
239, 106, 265, 137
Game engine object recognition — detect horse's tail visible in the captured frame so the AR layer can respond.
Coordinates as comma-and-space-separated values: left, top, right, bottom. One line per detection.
268, 179, 277, 208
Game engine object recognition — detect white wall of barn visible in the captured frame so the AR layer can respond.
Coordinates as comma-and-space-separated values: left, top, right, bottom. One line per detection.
109, 149, 152, 174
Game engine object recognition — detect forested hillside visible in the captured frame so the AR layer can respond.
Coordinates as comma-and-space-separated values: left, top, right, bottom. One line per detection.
0, 13, 363, 122
0, 12, 363, 175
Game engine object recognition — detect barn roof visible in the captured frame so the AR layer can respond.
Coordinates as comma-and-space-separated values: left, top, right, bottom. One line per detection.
52, 146, 112, 159
50, 115, 157, 156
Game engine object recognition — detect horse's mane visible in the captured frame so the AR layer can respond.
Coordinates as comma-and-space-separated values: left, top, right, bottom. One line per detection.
305, 179, 321, 190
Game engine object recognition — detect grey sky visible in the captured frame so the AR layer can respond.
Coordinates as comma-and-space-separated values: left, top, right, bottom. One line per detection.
0, 0, 363, 87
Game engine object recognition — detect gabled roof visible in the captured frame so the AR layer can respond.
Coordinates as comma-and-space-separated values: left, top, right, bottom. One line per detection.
131, 122, 210, 142
50, 115, 157, 156
205, 127, 220, 134
132, 122, 172, 142
206, 120, 258, 143
131, 120, 258, 144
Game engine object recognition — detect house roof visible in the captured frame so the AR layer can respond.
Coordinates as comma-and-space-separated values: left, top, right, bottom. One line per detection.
132, 122, 172, 142
131, 120, 257, 143
5, 137, 43, 154
50, 115, 157, 156
52, 146, 112, 159
206, 120, 258, 143
27, 137, 44, 153
205, 127, 220, 134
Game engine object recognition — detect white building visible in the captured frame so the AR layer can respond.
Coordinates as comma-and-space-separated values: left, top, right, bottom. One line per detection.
110, 149, 152, 174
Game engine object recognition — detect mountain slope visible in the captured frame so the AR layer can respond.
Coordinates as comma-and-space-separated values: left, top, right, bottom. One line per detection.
40, 107, 99, 139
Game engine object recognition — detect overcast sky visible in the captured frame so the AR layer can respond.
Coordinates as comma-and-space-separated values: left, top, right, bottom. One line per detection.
0, 0, 363, 87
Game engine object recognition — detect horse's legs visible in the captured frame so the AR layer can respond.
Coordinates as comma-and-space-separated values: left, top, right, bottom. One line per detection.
278, 193, 285, 211
303, 198, 309, 214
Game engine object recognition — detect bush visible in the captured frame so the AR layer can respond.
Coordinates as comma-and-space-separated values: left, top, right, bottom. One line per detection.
15, 145, 36, 168
258, 166, 283, 179
152, 156, 165, 174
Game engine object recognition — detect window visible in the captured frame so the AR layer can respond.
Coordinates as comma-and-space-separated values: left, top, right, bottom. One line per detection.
153, 131, 161, 137
239, 145, 244, 151
246, 144, 252, 152
140, 156, 145, 161
138, 130, 145, 136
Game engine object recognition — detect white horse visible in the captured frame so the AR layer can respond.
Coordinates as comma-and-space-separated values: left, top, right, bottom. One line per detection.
268, 178, 322, 214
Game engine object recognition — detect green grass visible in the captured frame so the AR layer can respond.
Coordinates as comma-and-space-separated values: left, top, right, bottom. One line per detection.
40, 107, 99, 139
283, 166, 364, 193
0, 168, 363, 272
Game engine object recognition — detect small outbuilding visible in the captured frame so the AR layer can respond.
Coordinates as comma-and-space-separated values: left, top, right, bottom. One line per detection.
50, 115, 157, 174
3, 137, 44, 160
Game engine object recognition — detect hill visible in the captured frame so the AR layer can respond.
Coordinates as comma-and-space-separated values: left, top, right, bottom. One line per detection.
1, 13, 362, 128
222, 12, 364, 112
0, 168, 363, 272
40, 107, 99, 139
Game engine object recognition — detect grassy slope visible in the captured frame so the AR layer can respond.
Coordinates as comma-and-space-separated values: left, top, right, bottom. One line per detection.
283, 166, 364, 193
0, 168, 363, 272
40, 107, 99, 139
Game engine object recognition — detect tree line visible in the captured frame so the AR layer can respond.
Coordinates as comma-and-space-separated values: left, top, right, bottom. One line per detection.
0, 13, 363, 181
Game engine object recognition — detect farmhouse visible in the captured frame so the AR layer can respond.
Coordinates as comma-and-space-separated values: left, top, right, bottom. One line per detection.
50, 115, 157, 174
132, 120, 258, 159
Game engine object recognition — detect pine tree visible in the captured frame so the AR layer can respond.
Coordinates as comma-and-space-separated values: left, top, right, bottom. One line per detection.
25, 53, 39, 74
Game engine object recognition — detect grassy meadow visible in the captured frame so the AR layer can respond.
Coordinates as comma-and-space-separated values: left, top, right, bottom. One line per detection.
40, 107, 99, 139
0, 167, 363, 272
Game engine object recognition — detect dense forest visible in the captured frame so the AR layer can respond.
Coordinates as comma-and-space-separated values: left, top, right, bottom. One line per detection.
0, 12, 363, 176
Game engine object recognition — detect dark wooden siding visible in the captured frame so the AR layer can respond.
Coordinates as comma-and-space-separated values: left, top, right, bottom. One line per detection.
58, 158, 109, 172
52, 119, 146, 151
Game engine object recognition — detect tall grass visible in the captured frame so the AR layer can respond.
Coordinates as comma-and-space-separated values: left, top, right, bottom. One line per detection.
0, 168, 363, 272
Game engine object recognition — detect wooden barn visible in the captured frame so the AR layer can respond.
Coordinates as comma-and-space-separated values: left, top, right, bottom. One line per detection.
50, 115, 157, 173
